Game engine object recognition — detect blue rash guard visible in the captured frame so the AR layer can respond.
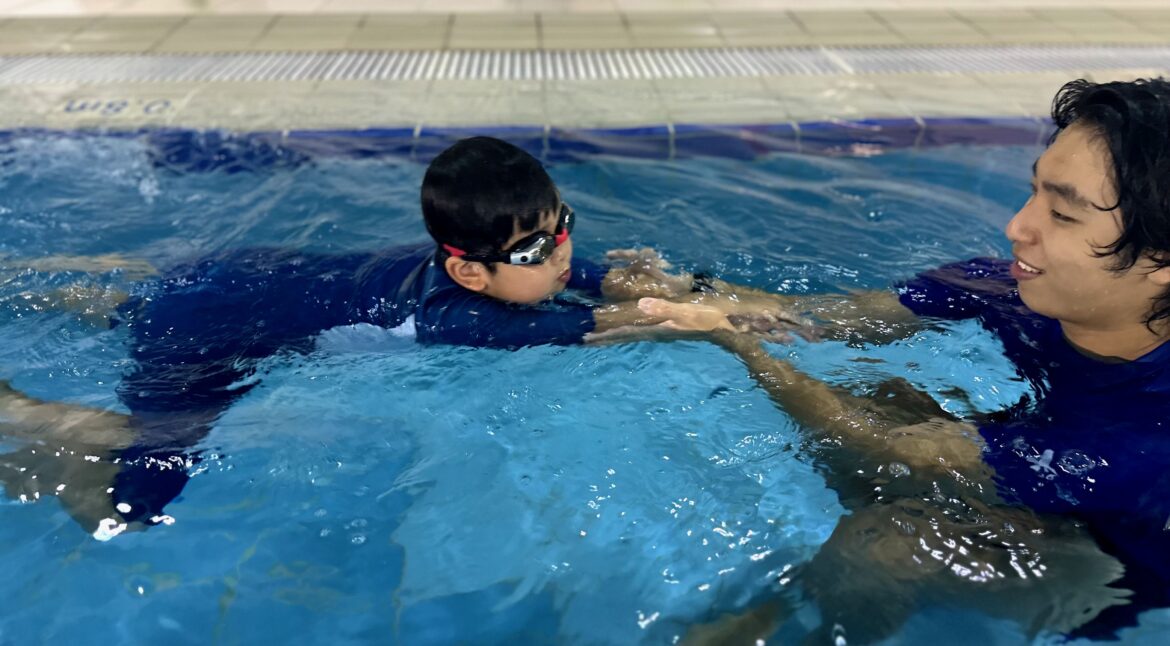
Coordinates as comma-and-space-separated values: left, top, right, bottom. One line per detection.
898, 258, 1170, 637
110, 244, 608, 523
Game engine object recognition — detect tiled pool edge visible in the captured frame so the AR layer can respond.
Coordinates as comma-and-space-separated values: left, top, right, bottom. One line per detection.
0, 117, 1055, 164
2, 45, 1170, 83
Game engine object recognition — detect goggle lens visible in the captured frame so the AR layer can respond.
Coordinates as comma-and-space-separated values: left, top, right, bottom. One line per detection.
444, 203, 575, 266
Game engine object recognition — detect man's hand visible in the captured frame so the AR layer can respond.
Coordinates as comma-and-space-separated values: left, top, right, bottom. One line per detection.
605, 247, 674, 270
675, 292, 820, 343
602, 252, 822, 341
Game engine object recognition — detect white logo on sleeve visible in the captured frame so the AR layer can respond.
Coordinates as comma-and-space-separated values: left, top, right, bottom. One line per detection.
1027, 449, 1057, 480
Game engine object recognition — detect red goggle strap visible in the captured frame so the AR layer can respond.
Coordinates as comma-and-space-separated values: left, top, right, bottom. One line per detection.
443, 228, 566, 262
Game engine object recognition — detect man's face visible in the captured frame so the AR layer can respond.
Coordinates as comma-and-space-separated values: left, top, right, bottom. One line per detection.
1005, 123, 1165, 331
480, 209, 574, 305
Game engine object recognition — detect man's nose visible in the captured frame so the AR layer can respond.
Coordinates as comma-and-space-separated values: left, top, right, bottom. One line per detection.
1005, 197, 1038, 245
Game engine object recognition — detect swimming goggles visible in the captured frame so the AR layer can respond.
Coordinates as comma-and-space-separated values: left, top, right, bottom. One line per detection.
443, 203, 575, 266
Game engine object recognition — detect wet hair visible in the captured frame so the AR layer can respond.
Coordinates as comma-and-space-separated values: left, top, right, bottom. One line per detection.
1051, 78, 1170, 328
421, 136, 559, 272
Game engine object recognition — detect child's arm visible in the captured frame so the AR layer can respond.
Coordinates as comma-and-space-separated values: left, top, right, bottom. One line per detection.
587, 295, 819, 345
416, 290, 737, 348
586, 298, 735, 343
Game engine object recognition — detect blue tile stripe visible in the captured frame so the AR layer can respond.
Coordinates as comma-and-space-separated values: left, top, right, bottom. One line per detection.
0, 117, 1054, 171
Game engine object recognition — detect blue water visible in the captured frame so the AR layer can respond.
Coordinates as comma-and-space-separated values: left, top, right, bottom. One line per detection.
4, 131, 1156, 644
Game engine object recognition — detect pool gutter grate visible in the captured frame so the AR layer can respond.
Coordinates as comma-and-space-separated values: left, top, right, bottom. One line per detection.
0, 45, 1167, 84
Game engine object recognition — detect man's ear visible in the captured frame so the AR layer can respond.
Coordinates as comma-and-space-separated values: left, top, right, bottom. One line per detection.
1146, 252, 1170, 287
445, 256, 490, 292
1151, 264, 1170, 288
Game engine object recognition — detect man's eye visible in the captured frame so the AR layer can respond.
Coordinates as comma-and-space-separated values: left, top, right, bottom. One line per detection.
1051, 210, 1076, 223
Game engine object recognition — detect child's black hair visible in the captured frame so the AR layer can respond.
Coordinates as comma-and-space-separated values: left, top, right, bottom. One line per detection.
421, 137, 559, 271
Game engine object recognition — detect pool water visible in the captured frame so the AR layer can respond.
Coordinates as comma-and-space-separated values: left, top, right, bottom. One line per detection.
2, 131, 1154, 644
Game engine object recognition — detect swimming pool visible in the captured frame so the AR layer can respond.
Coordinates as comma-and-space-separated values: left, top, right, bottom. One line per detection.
0, 126, 1159, 644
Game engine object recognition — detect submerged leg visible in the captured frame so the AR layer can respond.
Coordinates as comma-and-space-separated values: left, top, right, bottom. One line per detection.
681, 596, 792, 646
2, 253, 154, 326
798, 499, 1128, 643
1, 380, 137, 536
14, 285, 132, 328
0, 380, 134, 448
0, 253, 158, 281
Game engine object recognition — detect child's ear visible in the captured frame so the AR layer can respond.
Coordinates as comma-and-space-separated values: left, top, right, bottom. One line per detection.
444, 256, 490, 293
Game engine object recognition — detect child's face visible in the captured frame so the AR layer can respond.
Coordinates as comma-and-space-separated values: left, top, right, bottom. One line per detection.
480, 209, 574, 304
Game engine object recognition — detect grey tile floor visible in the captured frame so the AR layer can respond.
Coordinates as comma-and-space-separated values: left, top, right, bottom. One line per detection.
0, 4, 1167, 131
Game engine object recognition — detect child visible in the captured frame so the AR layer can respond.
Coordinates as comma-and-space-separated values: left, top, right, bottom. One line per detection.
1, 136, 783, 537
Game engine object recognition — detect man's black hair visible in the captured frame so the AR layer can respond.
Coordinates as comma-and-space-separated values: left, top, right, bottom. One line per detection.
421, 136, 559, 272
1051, 78, 1170, 328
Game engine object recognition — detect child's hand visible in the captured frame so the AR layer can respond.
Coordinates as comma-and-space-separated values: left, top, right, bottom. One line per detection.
605, 247, 673, 270
603, 248, 693, 300
637, 297, 735, 332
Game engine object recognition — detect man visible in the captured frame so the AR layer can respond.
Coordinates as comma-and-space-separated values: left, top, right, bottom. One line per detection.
644, 77, 1170, 642
887, 77, 1170, 637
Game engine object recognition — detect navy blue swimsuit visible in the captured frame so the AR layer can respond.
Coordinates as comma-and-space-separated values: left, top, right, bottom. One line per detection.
111, 244, 607, 523
899, 258, 1170, 636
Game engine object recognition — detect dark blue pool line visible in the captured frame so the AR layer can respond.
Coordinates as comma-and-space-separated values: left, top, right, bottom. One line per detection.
413, 117, 1053, 161
0, 117, 1053, 171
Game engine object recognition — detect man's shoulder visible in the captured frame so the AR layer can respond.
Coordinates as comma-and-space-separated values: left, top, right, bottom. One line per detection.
896, 257, 1021, 321
915, 257, 1014, 290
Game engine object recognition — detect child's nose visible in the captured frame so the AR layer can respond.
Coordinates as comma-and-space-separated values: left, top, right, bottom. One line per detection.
553, 238, 571, 260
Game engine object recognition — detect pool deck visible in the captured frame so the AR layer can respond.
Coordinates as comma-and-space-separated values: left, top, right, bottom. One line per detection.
0, 1, 1169, 133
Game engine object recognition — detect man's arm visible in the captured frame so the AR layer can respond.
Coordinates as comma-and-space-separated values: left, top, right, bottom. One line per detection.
680, 334, 1127, 643
599, 249, 922, 344
710, 330, 982, 479
705, 279, 923, 345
